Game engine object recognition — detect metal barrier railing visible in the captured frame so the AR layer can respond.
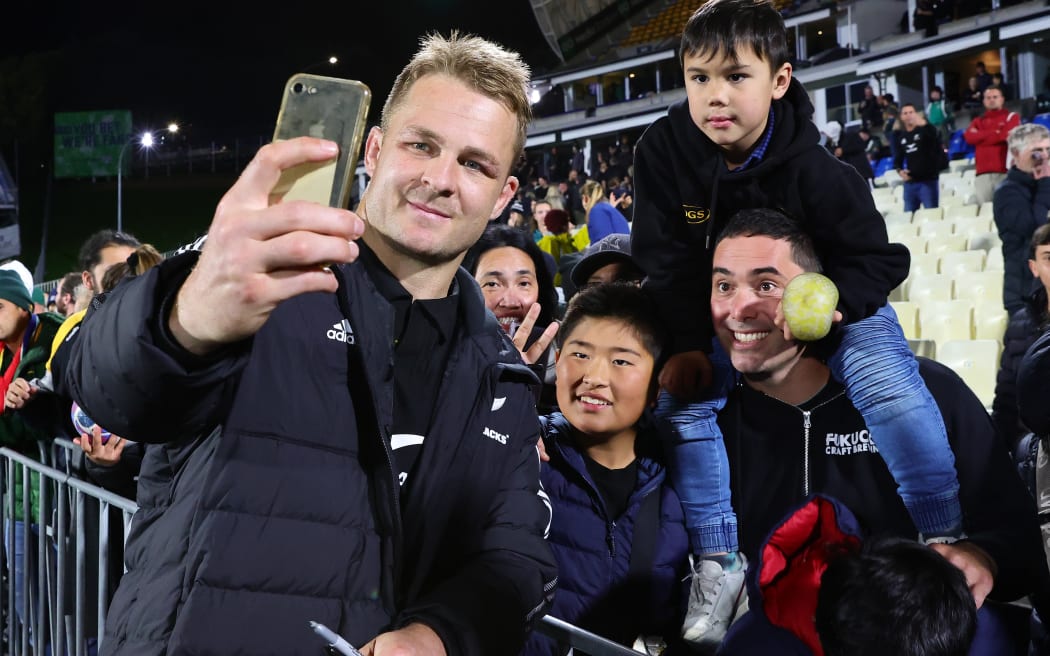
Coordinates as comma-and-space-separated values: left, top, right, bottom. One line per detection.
2, 443, 655, 656
2, 446, 137, 656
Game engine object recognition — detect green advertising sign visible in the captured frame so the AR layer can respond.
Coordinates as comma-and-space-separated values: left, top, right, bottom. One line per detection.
54, 110, 133, 179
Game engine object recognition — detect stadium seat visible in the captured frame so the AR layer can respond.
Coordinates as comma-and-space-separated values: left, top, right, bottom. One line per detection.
926, 234, 968, 256
907, 273, 954, 304
873, 157, 895, 178
973, 305, 1009, 343
948, 131, 975, 160
913, 207, 944, 223
919, 299, 974, 348
909, 253, 940, 276
952, 216, 993, 238
954, 270, 1004, 305
896, 234, 927, 256
1032, 113, 1050, 131
884, 210, 914, 226
940, 195, 967, 210
948, 158, 975, 173
936, 339, 1001, 408
961, 169, 977, 181
978, 201, 994, 217
907, 338, 937, 359
887, 223, 919, 241
944, 204, 979, 221
985, 248, 1005, 270
890, 301, 920, 340
967, 231, 1002, 253
919, 222, 954, 239
939, 250, 985, 276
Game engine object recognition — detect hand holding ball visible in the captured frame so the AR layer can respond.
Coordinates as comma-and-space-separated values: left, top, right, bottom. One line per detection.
782, 273, 839, 341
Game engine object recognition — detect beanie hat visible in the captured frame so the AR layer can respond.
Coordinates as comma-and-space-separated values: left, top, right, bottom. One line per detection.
0, 270, 33, 311
544, 209, 571, 234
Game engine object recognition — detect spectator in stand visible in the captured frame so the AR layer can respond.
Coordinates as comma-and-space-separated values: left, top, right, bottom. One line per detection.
537, 208, 581, 288
963, 76, 985, 114
993, 223, 1050, 448
571, 142, 585, 177
926, 85, 955, 145
581, 179, 630, 244
464, 224, 560, 413
975, 61, 993, 94
964, 86, 1020, 204
570, 233, 645, 294
835, 125, 876, 188
913, 0, 940, 36
895, 103, 944, 211
54, 271, 81, 318
507, 200, 527, 228
522, 283, 691, 656
992, 72, 1012, 102
858, 85, 883, 133
992, 123, 1050, 315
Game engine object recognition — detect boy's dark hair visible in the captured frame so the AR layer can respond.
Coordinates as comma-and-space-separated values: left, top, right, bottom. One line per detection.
680, 0, 789, 73
77, 229, 141, 273
1031, 223, 1050, 259
900, 102, 918, 112
557, 283, 668, 369
931, 85, 944, 95
464, 223, 559, 328
714, 208, 822, 273
816, 538, 977, 656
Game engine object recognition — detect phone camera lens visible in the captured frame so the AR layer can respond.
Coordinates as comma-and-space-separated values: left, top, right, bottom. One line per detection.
291, 82, 306, 94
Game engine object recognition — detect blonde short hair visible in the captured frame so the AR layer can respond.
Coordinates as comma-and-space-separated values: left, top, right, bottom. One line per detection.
381, 31, 532, 164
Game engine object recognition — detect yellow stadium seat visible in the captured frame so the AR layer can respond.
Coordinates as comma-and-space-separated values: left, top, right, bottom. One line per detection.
890, 301, 920, 340
907, 273, 954, 304
939, 251, 985, 276
936, 339, 1001, 408
918, 300, 974, 348
926, 234, 969, 256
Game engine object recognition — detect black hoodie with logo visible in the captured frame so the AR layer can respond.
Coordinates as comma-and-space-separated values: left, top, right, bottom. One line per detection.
632, 79, 909, 354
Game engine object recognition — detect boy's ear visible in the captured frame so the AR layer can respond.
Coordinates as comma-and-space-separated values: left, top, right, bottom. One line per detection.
554, 348, 561, 363
771, 61, 793, 100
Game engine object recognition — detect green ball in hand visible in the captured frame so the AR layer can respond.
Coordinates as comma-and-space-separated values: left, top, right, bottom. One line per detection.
782, 272, 839, 341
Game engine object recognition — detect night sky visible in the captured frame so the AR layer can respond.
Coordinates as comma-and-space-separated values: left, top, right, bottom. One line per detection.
5, 1, 559, 144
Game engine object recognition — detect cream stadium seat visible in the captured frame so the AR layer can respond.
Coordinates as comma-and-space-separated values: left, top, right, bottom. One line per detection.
919, 221, 954, 239
897, 234, 927, 256
890, 301, 920, 340
877, 200, 904, 217
944, 204, 979, 221
918, 300, 974, 348
884, 210, 914, 227
913, 207, 944, 223
887, 223, 919, 241
907, 273, 954, 304
985, 247, 1005, 271
909, 253, 941, 277
908, 338, 937, 359
952, 216, 993, 239
949, 158, 975, 173
940, 195, 967, 209
936, 339, 1001, 408
973, 305, 1009, 343
926, 234, 969, 256
953, 270, 1004, 306
939, 251, 985, 277
978, 201, 994, 217
961, 169, 977, 180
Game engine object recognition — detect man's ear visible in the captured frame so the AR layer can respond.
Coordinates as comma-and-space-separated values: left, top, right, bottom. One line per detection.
363, 126, 383, 178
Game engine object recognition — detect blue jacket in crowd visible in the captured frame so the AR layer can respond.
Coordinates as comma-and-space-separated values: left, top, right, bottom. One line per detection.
522, 413, 690, 655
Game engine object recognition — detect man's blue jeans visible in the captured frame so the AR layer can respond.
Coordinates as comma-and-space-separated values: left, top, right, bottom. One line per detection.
903, 179, 940, 211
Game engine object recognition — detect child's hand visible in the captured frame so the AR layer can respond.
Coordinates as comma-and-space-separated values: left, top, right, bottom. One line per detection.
774, 300, 842, 342
658, 350, 712, 400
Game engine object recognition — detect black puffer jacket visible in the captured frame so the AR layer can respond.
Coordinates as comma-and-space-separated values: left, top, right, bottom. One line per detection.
992, 167, 1050, 315
993, 287, 1049, 446
1019, 327, 1050, 438
63, 250, 557, 656
632, 79, 908, 353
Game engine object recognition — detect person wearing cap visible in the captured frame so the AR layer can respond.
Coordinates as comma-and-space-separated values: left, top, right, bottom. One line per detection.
570, 233, 645, 293
0, 266, 64, 634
